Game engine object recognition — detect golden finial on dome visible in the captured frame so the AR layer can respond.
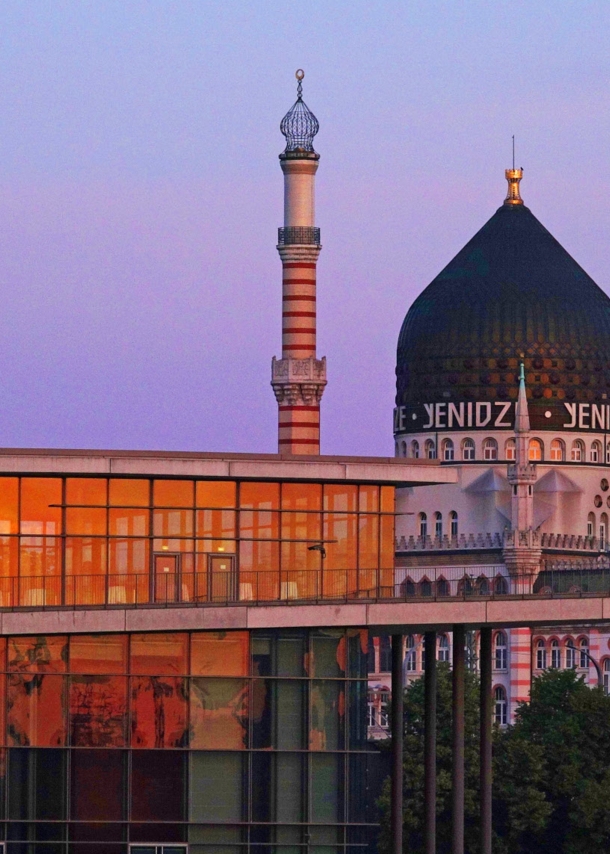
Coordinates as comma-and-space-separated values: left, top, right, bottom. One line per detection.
504, 136, 523, 205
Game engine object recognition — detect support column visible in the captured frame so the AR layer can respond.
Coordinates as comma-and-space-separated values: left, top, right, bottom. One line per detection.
391, 634, 404, 854
452, 624, 465, 854
480, 627, 492, 854
424, 631, 437, 854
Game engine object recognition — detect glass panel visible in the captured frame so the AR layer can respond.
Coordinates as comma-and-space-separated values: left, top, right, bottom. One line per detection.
109, 478, 150, 506
65, 538, 107, 605
380, 485, 394, 513
252, 679, 305, 750
379, 514, 395, 595
108, 537, 149, 602
153, 508, 193, 539
311, 631, 345, 677
196, 508, 236, 553
7, 674, 66, 746
8, 748, 66, 820
70, 634, 128, 674
154, 480, 194, 508
323, 486, 357, 598
109, 507, 149, 537
66, 478, 107, 506
196, 481, 236, 508
311, 753, 343, 823
359, 485, 379, 513
66, 507, 106, 535
0, 478, 18, 534
310, 680, 345, 750
131, 676, 188, 748
17, 535, 61, 606
20, 478, 62, 536
190, 678, 248, 749
240, 482, 280, 510
239, 483, 280, 599
348, 680, 368, 749
131, 633, 188, 675
69, 674, 127, 746
71, 749, 126, 820
190, 632, 249, 677
8, 636, 67, 672
358, 513, 379, 575
281, 487, 322, 600
189, 752, 243, 822
131, 750, 186, 821
347, 629, 368, 679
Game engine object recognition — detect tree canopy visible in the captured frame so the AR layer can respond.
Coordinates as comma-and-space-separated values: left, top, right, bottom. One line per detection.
378, 666, 610, 854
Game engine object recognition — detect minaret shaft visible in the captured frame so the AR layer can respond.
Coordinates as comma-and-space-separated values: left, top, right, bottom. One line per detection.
271, 73, 326, 454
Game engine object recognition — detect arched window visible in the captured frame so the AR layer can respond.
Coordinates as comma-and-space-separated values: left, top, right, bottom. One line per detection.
400, 440, 407, 457
528, 438, 543, 461
494, 631, 508, 670
462, 438, 475, 461
495, 575, 509, 595
438, 634, 449, 662
494, 686, 508, 725
607, 443, 610, 465
477, 575, 490, 595
437, 577, 450, 597
505, 438, 516, 460
550, 439, 565, 461
450, 511, 458, 538
551, 639, 561, 669
591, 440, 602, 463
425, 439, 437, 460
405, 635, 416, 671
601, 513, 608, 549
565, 640, 575, 670
434, 512, 443, 539
587, 512, 596, 539
536, 639, 547, 670
604, 659, 610, 695
379, 637, 392, 672
571, 439, 584, 462
420, 577, 432, 598
419, 512, 428, 538
442, 438, 454, 461
483, 438, 498, 461
579, 637, 589, 670
411, 440, 420, 459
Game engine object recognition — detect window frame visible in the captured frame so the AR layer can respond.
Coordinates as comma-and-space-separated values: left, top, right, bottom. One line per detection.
462, 438, 475, 461
483, 438, 498, 461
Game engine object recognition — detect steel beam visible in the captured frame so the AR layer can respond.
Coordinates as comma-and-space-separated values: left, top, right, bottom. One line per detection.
480, 627, 492, 854
391, 634, 404, 854
424, 631, 437, 854
452, 624, 465, 854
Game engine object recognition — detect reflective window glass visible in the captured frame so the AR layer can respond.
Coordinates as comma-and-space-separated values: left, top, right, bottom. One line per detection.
189, 752, 244, 822
189, 630, 247, 681
7, 673, 66, 746
131, 676, 188, 748
8, 636, 67, 673
70, 635, 128, 674
71, 749, 126, 820
66, 478, 107, 506
154, 480, 194, 508
196, 481, 236, 508
310, 631, 346, 677
310, 680, 345, 750
109, 478, 150, 507
130, 633, 188, 675
0, 478, 18, 534
190, 678, 248, 749
20, 478, 62, 536
131, 751, 186, 821
69, 674, 127, 747
66, 507, 107, 535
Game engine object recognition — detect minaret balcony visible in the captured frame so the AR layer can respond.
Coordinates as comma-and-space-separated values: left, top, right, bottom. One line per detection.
278, 226, 321, 246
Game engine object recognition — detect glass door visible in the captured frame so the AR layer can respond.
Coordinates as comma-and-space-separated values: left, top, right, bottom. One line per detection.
153, 553, 180, 603
208, 554, 236, 602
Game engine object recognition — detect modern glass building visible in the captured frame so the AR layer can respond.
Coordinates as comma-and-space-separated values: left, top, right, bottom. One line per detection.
0, 449, 452, 853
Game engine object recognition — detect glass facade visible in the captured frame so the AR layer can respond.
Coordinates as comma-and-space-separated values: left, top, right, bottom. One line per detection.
0, 628, 376, 853
0, 478, 395, 607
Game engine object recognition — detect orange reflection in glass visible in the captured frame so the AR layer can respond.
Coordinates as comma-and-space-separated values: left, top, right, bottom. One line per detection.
131, 676, 188, 748
66, 478, 107, 506
359, 485, 379, 513
191, 631, 249, 676
130, 633, 188, 675
20, 478, 62, 536
109, 478, 150, 507
0, 537, 18, 606
190, 678, 248, 749
8, 636, 67, 672
379, 514, 395, 596
70, 635, 128, 674
196, 481, 236, 509
323, 486, 357, 598
69, 674, 127, 747
8, 673, 66, 746
380, 486, 394, 513
65, 538, 107, 606
0, 478, 18, 534
66, 508, 106, 536
154, 480, 194, 508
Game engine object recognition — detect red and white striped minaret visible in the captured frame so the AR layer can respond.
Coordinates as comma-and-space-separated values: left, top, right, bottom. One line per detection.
271, 70, 326, 454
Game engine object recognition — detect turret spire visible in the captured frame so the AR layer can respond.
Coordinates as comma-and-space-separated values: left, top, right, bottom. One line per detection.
504, 167, 524, 206
515, 362, 530, 433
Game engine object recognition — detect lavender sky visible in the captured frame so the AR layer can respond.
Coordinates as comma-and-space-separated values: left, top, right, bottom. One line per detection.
0, 1, 608, 456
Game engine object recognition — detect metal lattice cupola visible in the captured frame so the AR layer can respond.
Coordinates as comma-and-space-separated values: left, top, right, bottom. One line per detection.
280, 70, 319, 154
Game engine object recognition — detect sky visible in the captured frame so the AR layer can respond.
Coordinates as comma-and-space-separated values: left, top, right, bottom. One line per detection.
0, 0, 609, 456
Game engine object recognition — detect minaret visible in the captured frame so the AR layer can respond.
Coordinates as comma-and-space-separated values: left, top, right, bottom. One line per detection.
271, 70, 326, 454
504, 361, 541, 578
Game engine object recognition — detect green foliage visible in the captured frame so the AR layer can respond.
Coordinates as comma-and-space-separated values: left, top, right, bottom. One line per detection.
378, 666, 610, 854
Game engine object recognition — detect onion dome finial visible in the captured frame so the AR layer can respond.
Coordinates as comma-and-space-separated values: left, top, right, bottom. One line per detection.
280, 69, 319, 155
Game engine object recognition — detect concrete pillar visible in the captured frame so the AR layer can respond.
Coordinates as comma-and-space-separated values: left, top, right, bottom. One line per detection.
391, 634, 404, 854
480, 627, 492, 854
452, 624, 465, 854
424, 631, 437, 854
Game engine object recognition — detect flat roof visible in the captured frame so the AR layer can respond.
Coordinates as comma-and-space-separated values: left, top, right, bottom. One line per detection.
0, 448, 458, 486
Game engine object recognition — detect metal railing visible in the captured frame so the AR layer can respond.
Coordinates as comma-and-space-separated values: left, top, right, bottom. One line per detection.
397, 531, 608, 553
2, 564, 610, 609
278, 226, 321, 246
